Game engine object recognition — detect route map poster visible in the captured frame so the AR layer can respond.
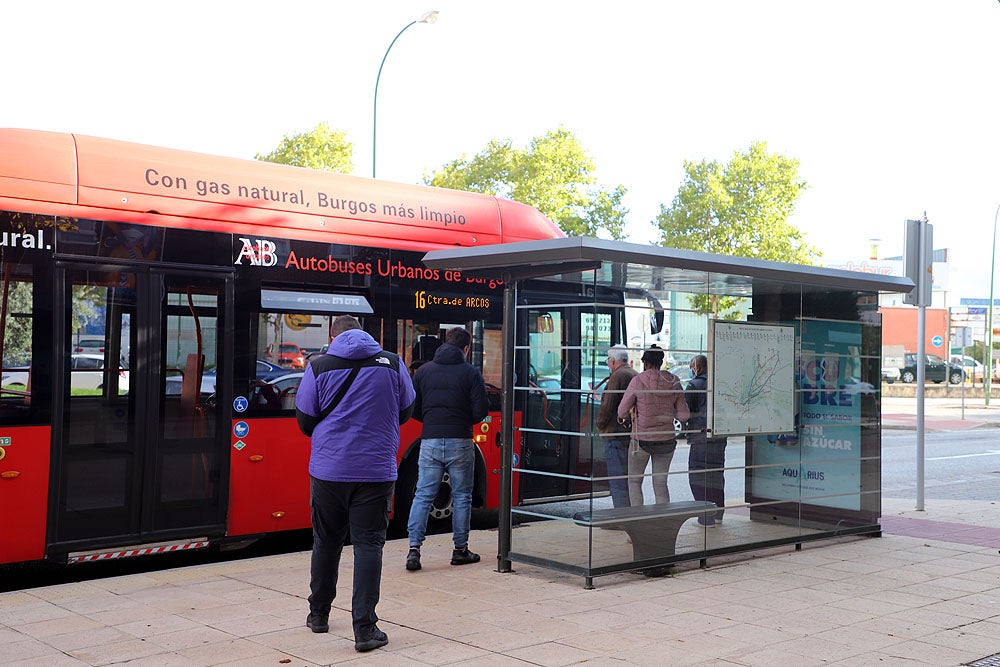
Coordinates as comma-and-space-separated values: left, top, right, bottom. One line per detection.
710, 321, 795, 436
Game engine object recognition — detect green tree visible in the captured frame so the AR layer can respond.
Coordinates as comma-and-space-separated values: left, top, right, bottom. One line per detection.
255, 122, 353, 173
654, 141, 817, 317
425, 128, 628, 239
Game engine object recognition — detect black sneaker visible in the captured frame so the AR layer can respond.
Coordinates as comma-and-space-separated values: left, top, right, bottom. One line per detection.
354, 626, 388, 652
405, 548, 421, 571
451, 547, 481, 566
306, 612, 329, 633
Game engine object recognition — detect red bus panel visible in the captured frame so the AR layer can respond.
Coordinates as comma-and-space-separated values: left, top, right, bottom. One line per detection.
227, 418, 312, 537
0, 426, 51, 565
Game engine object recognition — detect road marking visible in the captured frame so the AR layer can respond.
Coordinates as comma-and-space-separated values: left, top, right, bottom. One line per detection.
927, 450, 1000, 461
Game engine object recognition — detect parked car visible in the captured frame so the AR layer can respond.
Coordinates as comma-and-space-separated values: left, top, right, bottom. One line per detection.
880, 366, 901, 384
533, 376, 562, 399
70, 353, 129, 392
950, 355, 985, 382
73, 339, 105, 353
164, 359, 291, 396
1, 365, 30, 389
900, 353, 964, 384
250, 372, 304, 409
164, 370, 216, 396
667, 364, 693, 389
255, 359, 287, 381
265, 342, 306, 370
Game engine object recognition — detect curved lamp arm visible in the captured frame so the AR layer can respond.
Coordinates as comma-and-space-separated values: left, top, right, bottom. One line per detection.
373, 11, 439, 179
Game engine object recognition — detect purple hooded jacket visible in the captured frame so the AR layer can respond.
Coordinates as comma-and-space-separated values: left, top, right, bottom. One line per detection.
295, 329, 415, 482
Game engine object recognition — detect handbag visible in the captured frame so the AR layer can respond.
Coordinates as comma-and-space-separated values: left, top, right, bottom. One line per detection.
626, 409, 640, 455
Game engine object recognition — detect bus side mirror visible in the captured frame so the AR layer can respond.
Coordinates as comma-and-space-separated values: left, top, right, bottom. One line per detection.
533, 313, 554, 334
647, 295, 665, 335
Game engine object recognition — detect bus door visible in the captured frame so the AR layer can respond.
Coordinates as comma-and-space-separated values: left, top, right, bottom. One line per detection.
50, 264, 232, 554
390, 318, 503, 523
520, 304, 621, 502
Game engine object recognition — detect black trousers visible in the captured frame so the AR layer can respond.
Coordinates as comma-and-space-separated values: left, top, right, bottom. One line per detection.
308, 476, 394, 637
687, 438, 727, 519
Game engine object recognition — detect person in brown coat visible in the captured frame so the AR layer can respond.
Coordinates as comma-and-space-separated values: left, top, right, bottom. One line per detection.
595, 344, 638, 508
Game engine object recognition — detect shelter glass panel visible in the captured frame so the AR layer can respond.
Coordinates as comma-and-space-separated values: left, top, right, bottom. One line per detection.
507, 265, 883, 583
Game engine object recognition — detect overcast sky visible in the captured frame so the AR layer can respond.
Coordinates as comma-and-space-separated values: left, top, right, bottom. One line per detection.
4, 1, 998, 300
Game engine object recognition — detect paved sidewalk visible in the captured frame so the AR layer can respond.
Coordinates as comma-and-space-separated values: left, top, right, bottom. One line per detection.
2, 496, 998, 666
882, 396, 1000, 431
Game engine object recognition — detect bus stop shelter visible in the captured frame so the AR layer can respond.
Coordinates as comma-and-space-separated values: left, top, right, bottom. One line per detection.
424, 237, 914, 587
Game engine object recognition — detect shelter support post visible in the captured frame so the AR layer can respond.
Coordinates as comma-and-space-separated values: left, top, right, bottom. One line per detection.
497, 279, 517, 573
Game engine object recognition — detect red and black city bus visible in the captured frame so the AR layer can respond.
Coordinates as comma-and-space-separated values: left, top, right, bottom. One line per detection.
0, 129, 564, 566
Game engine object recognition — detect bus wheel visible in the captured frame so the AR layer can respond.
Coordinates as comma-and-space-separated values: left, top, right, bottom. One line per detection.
427, 472, 454, 521
390, 456, 454, 538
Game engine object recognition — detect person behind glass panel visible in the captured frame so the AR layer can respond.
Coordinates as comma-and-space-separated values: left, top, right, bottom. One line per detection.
685, 354, 727, 526
617, 345, 689, 506
595, 344, 637, 509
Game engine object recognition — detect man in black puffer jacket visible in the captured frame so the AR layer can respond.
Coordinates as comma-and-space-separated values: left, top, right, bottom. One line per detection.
405, 327, 488, 571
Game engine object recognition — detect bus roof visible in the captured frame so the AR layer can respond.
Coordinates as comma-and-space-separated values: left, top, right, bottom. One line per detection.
0, 128, 563, 251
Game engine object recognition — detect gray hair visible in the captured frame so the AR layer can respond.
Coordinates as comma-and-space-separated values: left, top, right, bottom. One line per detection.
607, 344, 630, 363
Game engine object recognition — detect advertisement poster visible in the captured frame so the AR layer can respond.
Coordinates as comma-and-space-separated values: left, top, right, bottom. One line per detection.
751, 319, 864, 511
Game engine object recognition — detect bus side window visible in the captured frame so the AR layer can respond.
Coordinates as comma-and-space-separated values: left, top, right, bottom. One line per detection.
412, 334, 440, 362
0, 263, 34, 419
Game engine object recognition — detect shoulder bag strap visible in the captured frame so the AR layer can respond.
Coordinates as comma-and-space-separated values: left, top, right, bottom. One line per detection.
318, 365, 362, 421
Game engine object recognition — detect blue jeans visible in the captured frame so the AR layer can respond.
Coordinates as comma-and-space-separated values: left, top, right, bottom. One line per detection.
308, 477, 394, 638
407, 438, 475, 549
603, 437, 630, 508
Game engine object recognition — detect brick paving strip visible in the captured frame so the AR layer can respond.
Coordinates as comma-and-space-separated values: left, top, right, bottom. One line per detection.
880, 515, 1000, 548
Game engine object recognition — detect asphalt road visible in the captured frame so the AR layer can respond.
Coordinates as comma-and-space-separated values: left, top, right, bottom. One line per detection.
881, 428, 1000, 502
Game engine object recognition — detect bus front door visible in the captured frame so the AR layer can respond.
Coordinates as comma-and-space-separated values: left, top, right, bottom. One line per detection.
50, 265, 232, 555
520, 305, 619, 502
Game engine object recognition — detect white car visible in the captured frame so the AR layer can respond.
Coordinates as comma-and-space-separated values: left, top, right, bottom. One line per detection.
951, 355, 985, 382
70, 353, 129, 393
880, 366, 901, 384
1, 366, 30, 388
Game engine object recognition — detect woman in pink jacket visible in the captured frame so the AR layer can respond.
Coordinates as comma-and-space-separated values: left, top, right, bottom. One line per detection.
617, 346, 690, 506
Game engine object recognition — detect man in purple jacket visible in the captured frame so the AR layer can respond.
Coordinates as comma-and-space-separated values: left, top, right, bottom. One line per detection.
295, 315, 415, 652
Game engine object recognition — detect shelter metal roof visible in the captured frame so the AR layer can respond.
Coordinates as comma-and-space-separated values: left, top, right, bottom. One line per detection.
423, 236, 915, 297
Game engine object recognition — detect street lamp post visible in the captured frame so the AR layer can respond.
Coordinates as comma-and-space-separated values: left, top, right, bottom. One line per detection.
986, 204, 1000, 406
372, 10, 439, 179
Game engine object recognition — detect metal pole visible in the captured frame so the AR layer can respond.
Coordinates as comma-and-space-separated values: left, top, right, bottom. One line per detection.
372, 11, 438, 179
915, 216, 928, 511
497, 279, 516, 573
986, 204, 1000, 406
372, 20, 416, 179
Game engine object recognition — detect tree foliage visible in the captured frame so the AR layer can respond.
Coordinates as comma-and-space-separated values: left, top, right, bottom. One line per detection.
655, 141, 816, 262
425, 128, 628, 239
255, 122, 353, 173
654, 141, 817, 318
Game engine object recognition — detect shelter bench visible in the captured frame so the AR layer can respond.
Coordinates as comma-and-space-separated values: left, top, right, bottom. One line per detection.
573, 500, 718, 563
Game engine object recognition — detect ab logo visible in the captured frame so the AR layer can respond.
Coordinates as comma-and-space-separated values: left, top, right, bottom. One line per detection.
234, 237, 278, 266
